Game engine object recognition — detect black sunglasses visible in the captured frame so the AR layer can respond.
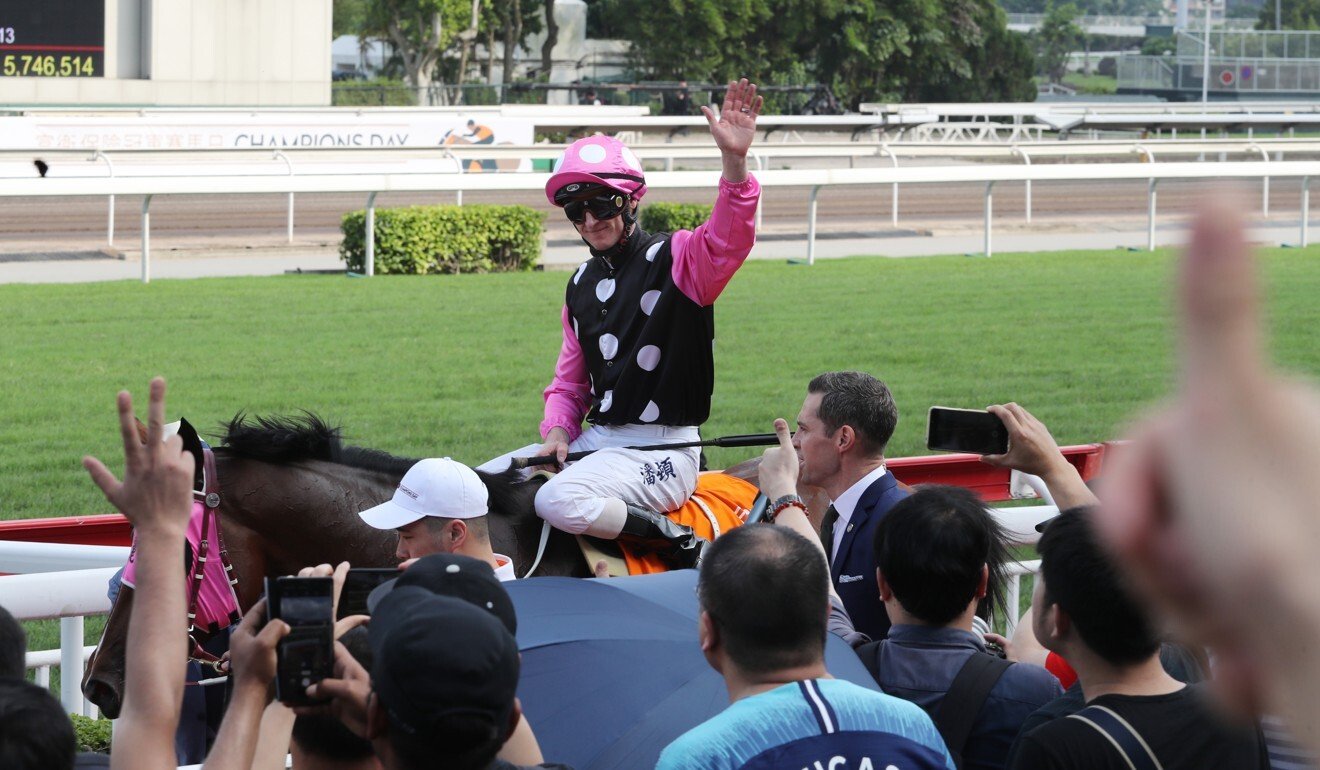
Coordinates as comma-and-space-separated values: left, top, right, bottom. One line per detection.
563, 193, 627, 224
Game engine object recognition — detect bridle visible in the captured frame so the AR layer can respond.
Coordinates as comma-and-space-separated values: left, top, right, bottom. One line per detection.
184, 446, 240, 672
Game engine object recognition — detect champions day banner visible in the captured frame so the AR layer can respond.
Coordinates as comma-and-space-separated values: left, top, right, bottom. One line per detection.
0, 113, 535, 170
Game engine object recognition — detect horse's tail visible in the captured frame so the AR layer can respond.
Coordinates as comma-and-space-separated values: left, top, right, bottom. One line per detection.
218, 412, 341, 463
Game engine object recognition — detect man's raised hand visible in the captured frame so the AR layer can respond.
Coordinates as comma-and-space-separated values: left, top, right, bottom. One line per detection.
82, 377, 193, 536
757, 418, 799, 502
702, 78, 762, 160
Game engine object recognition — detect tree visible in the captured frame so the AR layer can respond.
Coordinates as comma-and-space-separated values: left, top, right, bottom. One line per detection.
365, 0, 471, 93
1258, 0, 1320, 29
541, 0, 558, 80
1034, 2, 1083, 83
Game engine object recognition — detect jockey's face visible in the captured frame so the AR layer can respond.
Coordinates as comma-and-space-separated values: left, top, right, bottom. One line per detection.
573, 200, 634, 252
794, 392, 841, 490
395, 517, 452, 561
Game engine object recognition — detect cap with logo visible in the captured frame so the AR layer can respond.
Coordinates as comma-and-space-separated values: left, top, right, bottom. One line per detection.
358, 457, 489, 530
369, 587, 519, 737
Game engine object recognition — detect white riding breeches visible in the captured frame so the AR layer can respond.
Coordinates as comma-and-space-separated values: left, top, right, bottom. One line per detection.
477, 424, 700, 534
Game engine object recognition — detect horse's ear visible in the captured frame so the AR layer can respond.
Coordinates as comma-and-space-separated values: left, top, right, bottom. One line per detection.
133, 417, 149, 445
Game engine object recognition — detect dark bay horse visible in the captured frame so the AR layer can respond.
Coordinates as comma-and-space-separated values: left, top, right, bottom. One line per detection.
82, 413, 588, 718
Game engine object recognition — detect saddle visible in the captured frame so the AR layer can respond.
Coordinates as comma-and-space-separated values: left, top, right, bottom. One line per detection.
579, 472, 760, 576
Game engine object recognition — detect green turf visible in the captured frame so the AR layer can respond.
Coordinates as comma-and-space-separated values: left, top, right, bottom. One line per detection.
2, 245, 1319, 522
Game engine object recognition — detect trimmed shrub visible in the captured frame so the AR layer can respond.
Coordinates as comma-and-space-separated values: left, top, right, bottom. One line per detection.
71, 714, 111, 753
331, 79, 417, 107
340, 204, 544, 275
641, 202, 714, 233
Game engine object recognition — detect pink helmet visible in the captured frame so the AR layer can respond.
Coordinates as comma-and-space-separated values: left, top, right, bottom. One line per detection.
545, 135, 647, 206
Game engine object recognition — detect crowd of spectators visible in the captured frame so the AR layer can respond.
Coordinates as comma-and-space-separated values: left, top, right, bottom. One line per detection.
6, 200, 1320, 770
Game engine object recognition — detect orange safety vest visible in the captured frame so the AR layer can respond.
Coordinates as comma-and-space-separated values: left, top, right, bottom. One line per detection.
619, 472, 759, 575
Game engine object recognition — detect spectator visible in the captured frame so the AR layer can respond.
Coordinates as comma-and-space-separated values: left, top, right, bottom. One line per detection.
856, 485, 1062, 770
791, 370, 908, 641
82, 377, 196, 770
1094, 197, 1320, 757
1009, 508, 1267, 769
308, 588, 571, 770
0, 605, 25, 679
578, 89, 601, 106
289, 627, 379, 770
358, 458, 516, 580
662, 81, 693, 116
656, 525, 955, 770
0, 678, 76, 770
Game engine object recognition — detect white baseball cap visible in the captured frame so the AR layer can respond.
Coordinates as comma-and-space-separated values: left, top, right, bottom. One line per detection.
358, 458, 490, 530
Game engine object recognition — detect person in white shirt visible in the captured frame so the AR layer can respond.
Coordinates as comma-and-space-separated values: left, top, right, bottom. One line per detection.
358, 458, 516, 581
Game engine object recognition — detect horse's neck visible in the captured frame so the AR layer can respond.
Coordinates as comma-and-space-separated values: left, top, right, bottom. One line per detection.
218, 456, 401, 585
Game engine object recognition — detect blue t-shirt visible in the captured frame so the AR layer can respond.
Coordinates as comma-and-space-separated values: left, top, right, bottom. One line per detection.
656, 678, 955, 770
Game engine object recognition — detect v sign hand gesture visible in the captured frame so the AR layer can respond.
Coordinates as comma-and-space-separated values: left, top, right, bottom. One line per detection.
701, 78, 763, 183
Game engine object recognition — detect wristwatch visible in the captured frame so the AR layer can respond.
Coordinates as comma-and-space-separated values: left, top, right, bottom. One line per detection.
767, 494, 806, 521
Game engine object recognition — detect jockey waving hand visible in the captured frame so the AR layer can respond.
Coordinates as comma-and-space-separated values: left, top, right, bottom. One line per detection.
481, 78, 763, 568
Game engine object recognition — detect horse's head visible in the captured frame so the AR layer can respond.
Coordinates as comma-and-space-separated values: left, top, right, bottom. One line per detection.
82, 584, 132, 718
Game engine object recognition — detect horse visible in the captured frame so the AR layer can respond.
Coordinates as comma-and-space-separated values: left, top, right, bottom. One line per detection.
81, 413, 592, 718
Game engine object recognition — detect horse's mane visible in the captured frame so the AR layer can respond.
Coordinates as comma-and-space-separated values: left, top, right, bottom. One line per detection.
217, 413, 417, 477
217, 413, 543, 519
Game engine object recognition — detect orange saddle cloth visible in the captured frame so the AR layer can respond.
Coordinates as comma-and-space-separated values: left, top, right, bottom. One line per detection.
619, 472, 759, 575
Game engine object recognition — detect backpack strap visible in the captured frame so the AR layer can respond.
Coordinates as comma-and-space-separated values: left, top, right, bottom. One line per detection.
935, 653, 1013, 769
1067, 705, 1165, 770
855, 639, 883, 685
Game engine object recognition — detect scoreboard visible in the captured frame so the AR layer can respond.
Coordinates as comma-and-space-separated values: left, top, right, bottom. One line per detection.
0, 0, 103, 78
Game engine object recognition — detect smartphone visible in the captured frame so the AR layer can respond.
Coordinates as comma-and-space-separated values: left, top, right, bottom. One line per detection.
265, 576, 334, 705
926, 407, 1009, 455
337, 568, 398, 619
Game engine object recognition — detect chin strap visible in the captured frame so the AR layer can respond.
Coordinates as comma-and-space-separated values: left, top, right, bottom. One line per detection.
585, 196, 639, 263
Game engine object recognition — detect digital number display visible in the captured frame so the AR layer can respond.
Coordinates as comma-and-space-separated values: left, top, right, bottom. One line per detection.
0, 0, 104, 78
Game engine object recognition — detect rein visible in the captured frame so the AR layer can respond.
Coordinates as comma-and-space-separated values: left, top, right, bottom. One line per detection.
185, 447, 239, 671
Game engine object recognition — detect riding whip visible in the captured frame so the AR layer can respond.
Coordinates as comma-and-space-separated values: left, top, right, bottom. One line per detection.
509, 432, 780, 470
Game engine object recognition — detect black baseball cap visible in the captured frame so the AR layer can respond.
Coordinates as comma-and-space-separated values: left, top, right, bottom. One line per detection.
369, 587, 520, 737
366, 553, 517, 635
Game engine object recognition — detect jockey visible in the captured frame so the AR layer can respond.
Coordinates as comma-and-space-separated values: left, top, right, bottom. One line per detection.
480, 78, 763, 568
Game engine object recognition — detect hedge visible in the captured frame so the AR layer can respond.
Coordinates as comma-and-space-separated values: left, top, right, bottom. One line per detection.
641, 202, 714, 233
71, 714, 112, 753
340, 204, 544, 275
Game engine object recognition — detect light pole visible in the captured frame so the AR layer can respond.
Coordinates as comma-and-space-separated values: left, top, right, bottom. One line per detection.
1201, 0, 1214, 104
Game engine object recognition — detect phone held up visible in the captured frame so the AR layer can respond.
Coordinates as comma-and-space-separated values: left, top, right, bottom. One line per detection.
337, 567, 397, 620
926, 407, 1009, 456
265, 575, 334, 705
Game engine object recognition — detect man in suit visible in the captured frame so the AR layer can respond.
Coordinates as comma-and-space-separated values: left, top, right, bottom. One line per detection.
789, 371, 907, 641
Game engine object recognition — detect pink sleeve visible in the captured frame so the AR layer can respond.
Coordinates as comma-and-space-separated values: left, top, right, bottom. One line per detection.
669, 175, 761, 306
540, 305, 592, 441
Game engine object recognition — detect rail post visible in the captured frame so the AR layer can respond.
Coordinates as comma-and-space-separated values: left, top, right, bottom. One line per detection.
983, 181, 995, 257
1147, 179, 1159, 251
272, 150, 295, 243
879, 144, 899, 226
93, 151, 115, 246
806, 185, 821, 265
365, 191, 379, 277
1303, 177, 1311, 248
1248, 143, 1270, 216
60, 616, 84, 715
140, 194, 154, 284
752, 152, 765, 232
442, 149, 464, 206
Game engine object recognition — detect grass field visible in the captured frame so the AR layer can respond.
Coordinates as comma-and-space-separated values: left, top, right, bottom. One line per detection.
4, 244, 1320, 523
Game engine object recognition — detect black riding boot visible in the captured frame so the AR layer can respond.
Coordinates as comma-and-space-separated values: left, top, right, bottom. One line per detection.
619, 503, 709, 569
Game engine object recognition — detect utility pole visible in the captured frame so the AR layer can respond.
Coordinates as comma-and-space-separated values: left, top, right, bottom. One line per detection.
1201, 0, 1213, 104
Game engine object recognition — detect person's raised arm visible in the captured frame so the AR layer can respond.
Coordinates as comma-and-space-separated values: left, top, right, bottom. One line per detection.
200, 599, 288, 770
980, 402, 1098, 511
758, 418, 869, 646
83, 378, 194, 770
1097, 196, 1320, 749
672, 78, 765, 307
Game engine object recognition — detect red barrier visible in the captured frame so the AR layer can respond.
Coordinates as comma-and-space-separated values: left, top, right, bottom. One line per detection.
0, 444, 1114, 545
888, 443, 1112, 502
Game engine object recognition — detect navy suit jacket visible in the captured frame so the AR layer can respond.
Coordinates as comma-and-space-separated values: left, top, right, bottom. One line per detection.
831, 472, 909, 642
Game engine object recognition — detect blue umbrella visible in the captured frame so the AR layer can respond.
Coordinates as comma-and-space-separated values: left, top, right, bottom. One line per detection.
505, 570, 882, 770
